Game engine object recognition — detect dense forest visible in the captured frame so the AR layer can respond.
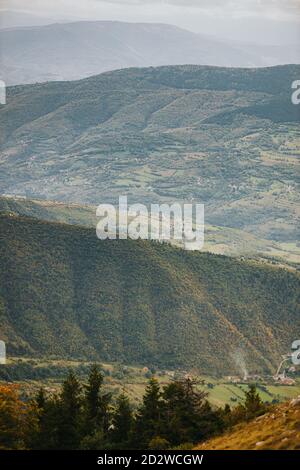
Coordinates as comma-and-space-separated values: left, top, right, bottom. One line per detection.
0, 365, 267, 450
0, 212, 299, 375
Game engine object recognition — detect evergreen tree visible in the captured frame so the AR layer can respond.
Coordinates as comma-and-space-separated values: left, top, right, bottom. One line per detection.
224, 403, 231, 415
84, 365, 103, 426
221, 403, 232, 427
244, 384, 265, 420
27, 387, 47, 449
29, 397, 61, 450
58, 370, 83, 449
162, 379, 195, 445
84, 364, 111, 436
134, 378, 162, 448
111, 393, 133, 447
2, 368, 236, 450
162, 378, 222, 445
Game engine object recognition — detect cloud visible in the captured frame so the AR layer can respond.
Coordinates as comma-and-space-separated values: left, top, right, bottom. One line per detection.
93, 0, 300, 22
86, 0, 300, 23
4, 0, 300, 15
97, 0, 300, 12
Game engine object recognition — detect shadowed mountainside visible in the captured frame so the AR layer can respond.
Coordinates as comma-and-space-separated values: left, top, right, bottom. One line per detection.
0, 212, 299, 375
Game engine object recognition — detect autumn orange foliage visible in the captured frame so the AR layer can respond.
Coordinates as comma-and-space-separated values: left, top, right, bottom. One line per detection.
0, 384, 29, 449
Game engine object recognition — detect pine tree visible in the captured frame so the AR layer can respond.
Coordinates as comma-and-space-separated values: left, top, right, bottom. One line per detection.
134, 377, 162, 448
111, 393, 133, 446
221, 403, 232, 427
27, 387, 47, 449
85, 365, 103, 425
162, 379, 194, 445
31, 397, 62, 449
162, 378, 222, 445
244, 384, 265, 419
84, 364, 111, 435
58, 370, 83, 449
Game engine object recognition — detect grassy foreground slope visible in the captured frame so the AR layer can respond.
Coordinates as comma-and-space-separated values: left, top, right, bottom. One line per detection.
195, 398, 300, 450
0, 212, 299, 375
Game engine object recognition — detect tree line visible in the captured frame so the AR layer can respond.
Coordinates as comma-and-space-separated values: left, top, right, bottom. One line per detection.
0, 365, 266, 450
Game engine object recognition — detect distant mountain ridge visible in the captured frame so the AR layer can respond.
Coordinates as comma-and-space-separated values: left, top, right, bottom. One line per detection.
1, 20, 300, 85
1, 64, 299, 260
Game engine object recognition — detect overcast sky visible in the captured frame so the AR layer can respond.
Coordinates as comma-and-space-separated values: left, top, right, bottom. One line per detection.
2, 0, 300, 44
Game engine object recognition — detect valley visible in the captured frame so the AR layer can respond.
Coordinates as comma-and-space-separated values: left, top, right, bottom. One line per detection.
2, 357, 300, 410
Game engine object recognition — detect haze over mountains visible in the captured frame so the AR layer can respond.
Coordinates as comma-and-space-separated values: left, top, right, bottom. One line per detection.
0, 9, 65, 29
1, 19, 300, 85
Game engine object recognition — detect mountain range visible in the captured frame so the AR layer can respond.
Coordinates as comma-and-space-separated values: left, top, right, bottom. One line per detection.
1, 20, 300, 85
0, 211, 299, 375
0, 64, 299, 264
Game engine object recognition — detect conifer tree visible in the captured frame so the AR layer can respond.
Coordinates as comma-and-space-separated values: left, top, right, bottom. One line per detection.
111, 393, 133, 446
244, 384, 265, 419
85, 365, 103, 425
84, 364, 111, 435
162, 378, 222, 445
58, 370, 83, 449
134, 377, 162, 448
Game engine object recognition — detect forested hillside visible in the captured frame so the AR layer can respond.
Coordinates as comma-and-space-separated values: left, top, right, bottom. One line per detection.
0, 212, 298, 375
1, 195, 298, 265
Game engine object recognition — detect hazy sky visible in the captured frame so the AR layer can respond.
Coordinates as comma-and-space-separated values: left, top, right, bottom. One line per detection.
2, 0, 300, 44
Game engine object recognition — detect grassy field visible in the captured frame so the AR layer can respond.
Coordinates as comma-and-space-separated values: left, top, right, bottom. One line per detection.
1, 357, 299, 409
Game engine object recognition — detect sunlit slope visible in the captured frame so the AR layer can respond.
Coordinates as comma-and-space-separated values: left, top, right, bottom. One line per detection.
195, 399, 300, 450
0, 196, 298, 266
